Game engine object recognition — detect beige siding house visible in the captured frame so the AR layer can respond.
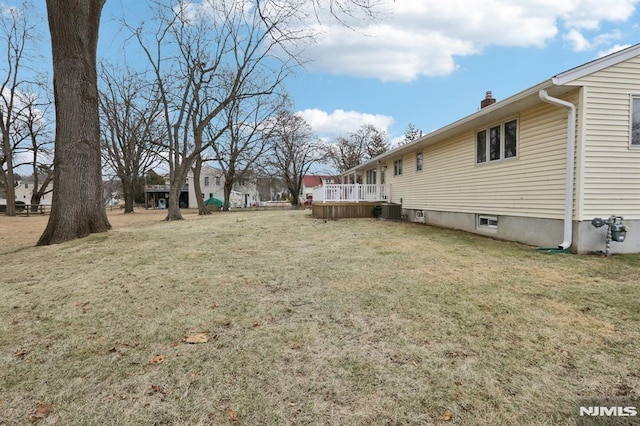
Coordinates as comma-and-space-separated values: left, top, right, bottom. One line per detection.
343, 44, 640, 254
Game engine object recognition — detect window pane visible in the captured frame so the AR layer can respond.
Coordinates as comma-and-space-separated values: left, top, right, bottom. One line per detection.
416, 152, 423, 171
504, 120, 517, 158
476, 130, 486, 163
633, 97, 640, 146
490, 126, 501, 161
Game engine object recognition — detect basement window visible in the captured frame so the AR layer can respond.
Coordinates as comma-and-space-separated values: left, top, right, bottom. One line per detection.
478, 215, 498, 229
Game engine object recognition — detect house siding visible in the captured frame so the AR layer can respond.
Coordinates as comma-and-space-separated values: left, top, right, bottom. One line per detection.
571, 57, 640, 220
386, 91, 580, 220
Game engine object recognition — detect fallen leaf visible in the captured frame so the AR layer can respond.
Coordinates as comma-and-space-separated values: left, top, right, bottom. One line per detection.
442, 410, 453, 422
28, 401, 52, 423
185, 333, 209, 344
227, 407, 238, 422
149, 355, 167, 364
14, 350, 29, 358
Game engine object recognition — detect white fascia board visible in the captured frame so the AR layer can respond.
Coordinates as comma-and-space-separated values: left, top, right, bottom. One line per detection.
553, 43, 640, 85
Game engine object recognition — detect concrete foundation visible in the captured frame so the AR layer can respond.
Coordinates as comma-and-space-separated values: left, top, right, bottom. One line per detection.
403, 208, 640, 254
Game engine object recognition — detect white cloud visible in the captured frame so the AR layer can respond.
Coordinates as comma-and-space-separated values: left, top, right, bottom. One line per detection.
298, 0, 640, 81
296, 108, 394, 137
564, 29, 592, 51
598, 43, 633, 57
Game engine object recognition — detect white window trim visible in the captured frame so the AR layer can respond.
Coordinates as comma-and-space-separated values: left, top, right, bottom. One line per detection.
394, 158, 403, 176
475, 117, 519, 165
630, 95, 640, 149
477, 215, 498, 229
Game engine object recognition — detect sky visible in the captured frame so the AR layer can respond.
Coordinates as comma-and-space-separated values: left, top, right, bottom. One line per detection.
13, 0, 640, 146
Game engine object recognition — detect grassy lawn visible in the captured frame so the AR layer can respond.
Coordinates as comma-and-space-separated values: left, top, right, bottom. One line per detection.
1, 209, 639, 424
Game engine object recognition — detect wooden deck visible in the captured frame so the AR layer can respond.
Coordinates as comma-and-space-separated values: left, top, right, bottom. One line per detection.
311, 202, 380, 219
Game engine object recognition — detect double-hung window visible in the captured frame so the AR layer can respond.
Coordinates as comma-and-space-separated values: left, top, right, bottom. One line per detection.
366, 169, 377, 184
394, 159, 403, 176
632, 96, 640, 147
476, 119, 518, 164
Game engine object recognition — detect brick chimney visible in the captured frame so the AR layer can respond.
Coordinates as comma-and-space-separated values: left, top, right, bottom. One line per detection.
480, 91, 496, 109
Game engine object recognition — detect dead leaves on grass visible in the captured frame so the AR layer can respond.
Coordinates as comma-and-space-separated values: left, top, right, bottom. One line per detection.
442, 410, 453, 422
149, 354, 167, 365
148, 331, 212, 365
184, 333, 209, 344
227, 407, 238, 422
28, 401, 52, 423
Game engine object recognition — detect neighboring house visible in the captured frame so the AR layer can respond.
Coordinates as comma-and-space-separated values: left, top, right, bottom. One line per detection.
14, 175, 53, 205
190, 166, 259, 208
145, 166, 260, 209
302, 175, 337, 202
338, 44, 640, 254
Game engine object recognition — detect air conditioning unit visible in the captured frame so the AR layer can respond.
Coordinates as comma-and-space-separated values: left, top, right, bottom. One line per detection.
381, 203, 402, 220
414, 210, 425, 223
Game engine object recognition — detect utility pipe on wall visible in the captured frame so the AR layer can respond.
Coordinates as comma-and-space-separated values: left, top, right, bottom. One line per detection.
539, 90, 576, 250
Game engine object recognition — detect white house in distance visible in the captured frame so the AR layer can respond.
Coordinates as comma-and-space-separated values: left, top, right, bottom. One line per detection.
145, 165, 259, 209
14, 175, 53, 205
314, 43, 640, 254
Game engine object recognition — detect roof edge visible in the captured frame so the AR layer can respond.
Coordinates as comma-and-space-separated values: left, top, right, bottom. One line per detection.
342, 78, 555, 175
553, 43, 640, 85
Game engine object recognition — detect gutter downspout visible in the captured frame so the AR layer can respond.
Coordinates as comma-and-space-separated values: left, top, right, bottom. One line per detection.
539, 90, 576, 250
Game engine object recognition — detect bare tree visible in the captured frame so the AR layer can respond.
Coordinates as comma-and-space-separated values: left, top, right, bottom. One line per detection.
0, 1, 38, 216
328, 124, 389, 173
13, 89, 54, 212
38, 0, 110, 245
206, 89, 285, 212
99, 63, 163, 213
33, 0, 379, 240
131, 1, 307, 221
265, 110, 326, 207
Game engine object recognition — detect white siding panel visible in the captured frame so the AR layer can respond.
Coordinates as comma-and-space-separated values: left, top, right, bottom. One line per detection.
573, 56, 640, 219
388, 98, 575, 219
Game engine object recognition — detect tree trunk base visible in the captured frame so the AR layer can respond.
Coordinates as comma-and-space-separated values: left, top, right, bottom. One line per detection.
165, 212, 184, 221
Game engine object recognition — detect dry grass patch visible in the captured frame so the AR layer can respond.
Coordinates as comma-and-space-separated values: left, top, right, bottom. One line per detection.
1, 210, 639, 424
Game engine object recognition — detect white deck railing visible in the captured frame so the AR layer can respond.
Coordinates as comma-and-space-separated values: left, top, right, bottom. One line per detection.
312, 184, 390, 203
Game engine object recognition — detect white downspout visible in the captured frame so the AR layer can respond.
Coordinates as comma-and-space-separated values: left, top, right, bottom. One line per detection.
539, 90, 576, 250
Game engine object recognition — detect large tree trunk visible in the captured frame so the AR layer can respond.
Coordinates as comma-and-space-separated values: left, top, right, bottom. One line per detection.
165, 165, 189, 221
38, 0, 111, 245
223, 180, 233, 212
120, 175, 136, 213
1, 130, 16, 216
192, 156, 209, 215
166, 182, 184, 220
123, 179, 135, 213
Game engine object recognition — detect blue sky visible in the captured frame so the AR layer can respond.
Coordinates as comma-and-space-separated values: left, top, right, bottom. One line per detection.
16, 0, 640, 145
